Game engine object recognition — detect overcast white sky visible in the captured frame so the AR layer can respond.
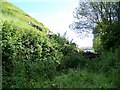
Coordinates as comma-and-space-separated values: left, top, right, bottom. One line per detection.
8, 0, 93, 48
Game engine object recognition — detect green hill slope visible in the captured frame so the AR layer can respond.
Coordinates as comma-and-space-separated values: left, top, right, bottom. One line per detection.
0, 0, 50, 33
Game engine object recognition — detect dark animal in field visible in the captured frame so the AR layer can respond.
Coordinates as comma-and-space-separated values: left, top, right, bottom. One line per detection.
82, 51, 100, 59
47, 31, 53, 38
48, 34, 53, 38
28, 22, 42, 31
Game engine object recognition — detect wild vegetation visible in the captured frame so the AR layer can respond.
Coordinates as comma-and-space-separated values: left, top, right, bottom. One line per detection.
1, 0, 120, 88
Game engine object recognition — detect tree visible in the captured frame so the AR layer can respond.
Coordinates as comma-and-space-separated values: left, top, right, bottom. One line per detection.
101, 22, 120, 51
70, 1, 120, 51
69, 2, 94, 37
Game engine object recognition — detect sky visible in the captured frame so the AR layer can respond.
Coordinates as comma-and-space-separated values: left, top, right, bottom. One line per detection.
7, 0, 93, 48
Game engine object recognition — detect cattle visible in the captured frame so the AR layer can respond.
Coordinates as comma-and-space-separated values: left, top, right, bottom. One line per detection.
37, 26, 42, 31
82, 51, 100, 59
47, 31, 53, 38
28, 22, 42, 31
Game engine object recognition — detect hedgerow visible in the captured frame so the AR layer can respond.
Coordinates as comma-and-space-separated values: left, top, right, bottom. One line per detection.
2, 21, 63, 87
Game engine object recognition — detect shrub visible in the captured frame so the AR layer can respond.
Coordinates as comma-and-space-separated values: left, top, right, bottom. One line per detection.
57, 53, 86, 72
2, 21, 63, 88
98, 46, 120, 88
50, 69, 113, 88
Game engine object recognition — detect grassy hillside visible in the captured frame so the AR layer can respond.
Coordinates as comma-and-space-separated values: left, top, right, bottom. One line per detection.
0, 0, 49, 33
1, 0, 120, 88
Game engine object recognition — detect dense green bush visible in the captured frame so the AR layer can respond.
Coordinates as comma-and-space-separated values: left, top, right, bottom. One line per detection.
101, 22, 120, 51
51, 34, 76, 56
60, 53, 86, 70
99, 47, 120, 87
51, 34, 86, 72
84, 46, 120, 87
2, 21, 63, 88
48, 69, 113, 88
